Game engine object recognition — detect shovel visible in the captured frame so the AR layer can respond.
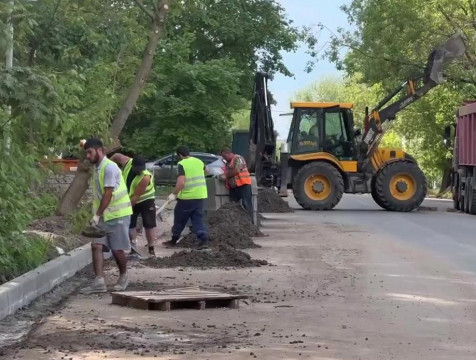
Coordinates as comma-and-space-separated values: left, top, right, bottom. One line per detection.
156, 198, 173, 218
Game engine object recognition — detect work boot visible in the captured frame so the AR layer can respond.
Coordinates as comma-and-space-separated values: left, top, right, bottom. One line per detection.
196, 237, 210, 250
80, 277, 107, 294
113, 273, 129, 291
162, 235, 181, 248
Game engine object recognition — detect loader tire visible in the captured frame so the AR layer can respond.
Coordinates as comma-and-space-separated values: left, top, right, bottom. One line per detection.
375, 160, 426, 212
293, 162, 344, 210
371, 176, 387, 210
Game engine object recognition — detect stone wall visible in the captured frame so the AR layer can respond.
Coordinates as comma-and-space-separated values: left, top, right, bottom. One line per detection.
44, 172, 92, 200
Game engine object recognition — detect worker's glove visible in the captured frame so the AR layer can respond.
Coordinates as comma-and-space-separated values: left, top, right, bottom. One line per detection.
167, 193, 177, 202
90, 214, 100, 227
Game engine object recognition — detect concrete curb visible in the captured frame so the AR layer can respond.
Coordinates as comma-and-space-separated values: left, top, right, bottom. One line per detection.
0, 242, 93, 321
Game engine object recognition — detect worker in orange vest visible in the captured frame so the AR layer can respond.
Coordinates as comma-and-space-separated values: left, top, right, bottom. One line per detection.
220, 148, 254, 223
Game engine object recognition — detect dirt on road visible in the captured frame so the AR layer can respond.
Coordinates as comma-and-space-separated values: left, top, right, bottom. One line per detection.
177, 202, 263, 249
144, 245, 269, 269
2, 217, 355, 360
4, 211, 476, 360
258, 188, 294, 213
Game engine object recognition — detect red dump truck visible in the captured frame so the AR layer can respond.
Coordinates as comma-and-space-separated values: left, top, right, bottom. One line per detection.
445, 101, 476, 214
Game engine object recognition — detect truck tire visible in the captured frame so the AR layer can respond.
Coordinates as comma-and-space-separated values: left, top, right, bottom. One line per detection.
374, 160, 427, 212
469, 180, 476, 215
371, 176, 387, 209
464, 182, 470, 213
293, 162, 344, 210
453, 173, 461, 211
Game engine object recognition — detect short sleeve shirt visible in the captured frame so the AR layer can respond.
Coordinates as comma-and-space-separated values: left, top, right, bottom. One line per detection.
232, 155, 247, 171
95, 157, 121, 195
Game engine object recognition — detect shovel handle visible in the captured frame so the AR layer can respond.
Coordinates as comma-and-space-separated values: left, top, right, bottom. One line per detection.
156, 199, 172, 217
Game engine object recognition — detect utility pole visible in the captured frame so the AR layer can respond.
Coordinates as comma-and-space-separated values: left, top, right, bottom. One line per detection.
4, 0, 14, 154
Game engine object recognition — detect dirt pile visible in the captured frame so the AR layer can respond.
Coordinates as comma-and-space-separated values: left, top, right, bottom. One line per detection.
258, 188, 294, 213
144, 245, 268, 269
177, 202, 262, 249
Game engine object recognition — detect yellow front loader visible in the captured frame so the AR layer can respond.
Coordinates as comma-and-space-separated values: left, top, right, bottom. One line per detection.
247, 34, 465, 211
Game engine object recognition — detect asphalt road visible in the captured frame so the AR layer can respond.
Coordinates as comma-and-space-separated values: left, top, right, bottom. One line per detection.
287, 193, 476, 274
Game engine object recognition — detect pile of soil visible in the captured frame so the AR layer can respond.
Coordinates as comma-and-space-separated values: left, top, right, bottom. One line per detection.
177, 202, 263, 249
258, 188, 294, 213
208, 202, 262, 237
27, 216, 90, 254
144, 245, 268, 269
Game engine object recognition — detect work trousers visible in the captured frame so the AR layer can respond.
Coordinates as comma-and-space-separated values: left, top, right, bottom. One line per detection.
172, 199, 208, 241
229, 184, 254, 224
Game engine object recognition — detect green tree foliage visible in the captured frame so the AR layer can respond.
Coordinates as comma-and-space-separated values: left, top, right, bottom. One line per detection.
0, 146, 57, 283
319, 0, 476, 185
121, 0, 310, 158
231, 105, 251, 130
0, 0, 313, 274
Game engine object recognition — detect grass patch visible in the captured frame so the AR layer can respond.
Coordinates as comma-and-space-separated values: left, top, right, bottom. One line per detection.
0, 233, 55, 285
69, 203, 92, 235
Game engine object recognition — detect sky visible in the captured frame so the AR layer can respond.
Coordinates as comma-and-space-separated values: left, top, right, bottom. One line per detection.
269, 0, 351, 139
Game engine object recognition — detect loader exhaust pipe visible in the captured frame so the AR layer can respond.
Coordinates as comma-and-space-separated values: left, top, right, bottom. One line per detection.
425, 33, 466, 84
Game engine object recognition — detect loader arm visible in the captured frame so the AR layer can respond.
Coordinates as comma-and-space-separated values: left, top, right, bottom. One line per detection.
358, 33, 466, 171
248, 72, 278, 186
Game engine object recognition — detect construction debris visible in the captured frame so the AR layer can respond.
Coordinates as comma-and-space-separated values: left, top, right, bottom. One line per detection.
144, 245, 268, 269
258, 188, 294, 213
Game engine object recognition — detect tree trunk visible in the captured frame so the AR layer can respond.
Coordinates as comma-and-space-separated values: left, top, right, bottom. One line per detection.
56, 159, 92, 215
56, 1, 169, 216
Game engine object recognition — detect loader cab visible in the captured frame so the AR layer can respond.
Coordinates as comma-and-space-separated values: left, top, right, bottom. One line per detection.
287, 102, 357, 160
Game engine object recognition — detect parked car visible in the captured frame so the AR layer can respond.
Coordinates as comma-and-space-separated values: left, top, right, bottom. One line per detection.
146, 152, 224, 186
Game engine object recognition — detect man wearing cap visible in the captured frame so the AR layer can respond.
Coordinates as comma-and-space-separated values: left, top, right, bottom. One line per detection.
162, 146, 210, 250
81, 138, 133, 294
111, 153, 157, 257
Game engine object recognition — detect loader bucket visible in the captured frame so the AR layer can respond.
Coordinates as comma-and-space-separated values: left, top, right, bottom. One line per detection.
425, 33, 466, 84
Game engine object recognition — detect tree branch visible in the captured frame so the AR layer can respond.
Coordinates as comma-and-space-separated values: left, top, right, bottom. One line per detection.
152, 0, 160, 13
436, 5, 474, 64
28, 0, 62, 66
134, 0, 154, 20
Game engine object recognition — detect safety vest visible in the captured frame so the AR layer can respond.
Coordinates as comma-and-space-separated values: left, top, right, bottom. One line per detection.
178, 157, 207, 200
93, 158, 132, 222
227, 155, 251, 188
122, 159, 155, 204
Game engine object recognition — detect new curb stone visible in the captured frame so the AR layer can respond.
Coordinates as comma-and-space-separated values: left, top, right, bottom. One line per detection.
0, 242, 93, 321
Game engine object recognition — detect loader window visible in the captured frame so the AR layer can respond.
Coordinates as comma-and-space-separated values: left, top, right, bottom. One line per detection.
294, 109, 320, 154
324, 111, 348, 157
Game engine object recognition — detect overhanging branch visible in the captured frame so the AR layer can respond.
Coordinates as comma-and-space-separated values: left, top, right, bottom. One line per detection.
134, 0, 154, 20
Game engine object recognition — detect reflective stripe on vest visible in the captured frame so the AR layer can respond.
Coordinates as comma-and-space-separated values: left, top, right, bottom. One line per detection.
122, 159, 155, 204
231, 155, 252, 187
93, 158, 133, 222
178, 157, 207, 200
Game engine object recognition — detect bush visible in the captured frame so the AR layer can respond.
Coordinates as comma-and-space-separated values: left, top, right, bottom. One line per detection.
69, 202, 92, 235
0, 148, 58, 284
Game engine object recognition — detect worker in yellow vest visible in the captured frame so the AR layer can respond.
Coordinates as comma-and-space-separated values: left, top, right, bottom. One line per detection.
110, 153, 157, 257
162, 146, 210, 250
81, 138, 133, 294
